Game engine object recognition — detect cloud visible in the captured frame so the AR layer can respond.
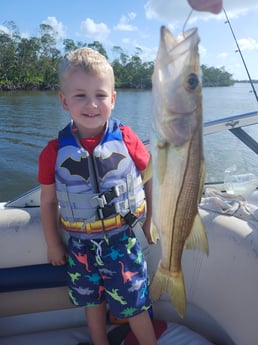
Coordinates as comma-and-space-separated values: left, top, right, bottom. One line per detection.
0, 25, 10, 34
144, 0, 187, 24
238, 38, 258, 51
114, 12, 138, 31
199, 44, 207, 58
138, 45, 157, 62
217, 52, 229, 59
144, 0, 258, 24
0, 24, 29, 39
80, 18, 110, 41
42, 16, 66, 40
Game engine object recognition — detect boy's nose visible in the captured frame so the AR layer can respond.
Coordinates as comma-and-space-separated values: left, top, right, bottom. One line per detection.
85, 97, 97, 107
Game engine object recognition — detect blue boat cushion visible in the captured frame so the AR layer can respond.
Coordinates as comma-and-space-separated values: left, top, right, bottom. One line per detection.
0, 264, 67, 292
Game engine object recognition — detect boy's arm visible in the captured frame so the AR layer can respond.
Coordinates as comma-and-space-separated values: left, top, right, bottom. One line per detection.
40, 184, 67, 265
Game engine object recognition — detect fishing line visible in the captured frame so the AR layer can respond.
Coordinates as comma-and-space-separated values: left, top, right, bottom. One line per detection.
182, 9, 193, 36
223, 8, 258, 103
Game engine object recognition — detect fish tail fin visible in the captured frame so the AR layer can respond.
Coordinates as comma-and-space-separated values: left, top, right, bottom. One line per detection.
167, 269, 186, 318
150, 265, 186, 318
185, 213, 209, 255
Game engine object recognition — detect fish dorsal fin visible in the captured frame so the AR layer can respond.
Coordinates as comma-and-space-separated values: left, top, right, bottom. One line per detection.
184, 213, 209, 255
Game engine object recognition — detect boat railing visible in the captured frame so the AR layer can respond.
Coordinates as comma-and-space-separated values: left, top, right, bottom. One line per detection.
203, 110, 258, 135
4, 110, 258, 208
4, 185, 41, 208
204, 110, 258, 155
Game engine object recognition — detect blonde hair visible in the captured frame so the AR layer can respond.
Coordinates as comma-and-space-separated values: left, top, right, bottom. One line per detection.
59, 47, 115, 90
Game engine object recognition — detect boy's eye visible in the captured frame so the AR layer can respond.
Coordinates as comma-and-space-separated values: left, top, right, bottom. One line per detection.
96, 93, 107, 98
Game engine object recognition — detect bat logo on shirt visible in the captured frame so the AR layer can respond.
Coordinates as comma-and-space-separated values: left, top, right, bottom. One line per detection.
60, 153, 126, 181
95, 152, 126, 180
61, 156, 90, 181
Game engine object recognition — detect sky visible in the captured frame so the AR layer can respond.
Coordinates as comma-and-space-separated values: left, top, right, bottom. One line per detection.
1, 0, 258, 80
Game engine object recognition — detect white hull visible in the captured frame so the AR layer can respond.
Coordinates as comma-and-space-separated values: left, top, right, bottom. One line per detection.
1, 186, 258, 344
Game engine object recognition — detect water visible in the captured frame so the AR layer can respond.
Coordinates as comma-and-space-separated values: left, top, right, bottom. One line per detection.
0, 83, 257, 201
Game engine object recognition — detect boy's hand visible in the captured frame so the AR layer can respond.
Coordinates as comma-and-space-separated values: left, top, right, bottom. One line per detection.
187, 0, 222, 14
47, 244, 67, 265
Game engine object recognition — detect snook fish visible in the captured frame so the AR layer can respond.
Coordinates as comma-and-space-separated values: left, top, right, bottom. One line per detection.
149, 26, 209, 318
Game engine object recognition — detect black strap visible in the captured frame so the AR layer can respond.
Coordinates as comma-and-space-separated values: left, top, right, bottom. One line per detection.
97, 203, 116, 219
123, 212, 139, 227
108, 324, 131, 345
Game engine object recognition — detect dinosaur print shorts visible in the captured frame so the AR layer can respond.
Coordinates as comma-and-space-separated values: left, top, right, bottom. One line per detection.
67, 227, 152, 319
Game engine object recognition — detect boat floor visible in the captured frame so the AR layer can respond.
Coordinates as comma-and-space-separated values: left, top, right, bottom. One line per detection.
0, 307, 216, 345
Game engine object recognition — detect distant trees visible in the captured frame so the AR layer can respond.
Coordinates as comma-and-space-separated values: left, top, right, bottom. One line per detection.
201, 64, 234, 87
0, 21, 234, 90
112, 46, 153, 88
0, 21, 62, 90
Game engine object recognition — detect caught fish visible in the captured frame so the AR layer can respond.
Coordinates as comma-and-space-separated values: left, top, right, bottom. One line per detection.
149, 26, 208, 318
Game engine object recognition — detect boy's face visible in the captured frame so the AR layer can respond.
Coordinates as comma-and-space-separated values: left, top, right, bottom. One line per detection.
59, 70, 116, 138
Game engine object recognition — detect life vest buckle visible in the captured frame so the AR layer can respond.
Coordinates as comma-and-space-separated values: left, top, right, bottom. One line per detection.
97, 186, 119, 208
102, 186, 118, 204
122, 212, 139, 228
97, 203, 116, 220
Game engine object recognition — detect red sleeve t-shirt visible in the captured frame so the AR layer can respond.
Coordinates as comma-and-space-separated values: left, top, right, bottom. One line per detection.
38, 124, 150, 185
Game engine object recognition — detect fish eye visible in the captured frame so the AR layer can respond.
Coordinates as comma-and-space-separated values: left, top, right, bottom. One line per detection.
185, 73, 199, 90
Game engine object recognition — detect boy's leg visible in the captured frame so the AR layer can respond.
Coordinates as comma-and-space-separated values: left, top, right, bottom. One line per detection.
129, 310, 157, 345
85, 302, 109, 345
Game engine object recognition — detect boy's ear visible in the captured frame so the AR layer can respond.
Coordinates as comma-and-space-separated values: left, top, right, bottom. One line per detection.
59, 91, 69, 111
111, 91, 117, 109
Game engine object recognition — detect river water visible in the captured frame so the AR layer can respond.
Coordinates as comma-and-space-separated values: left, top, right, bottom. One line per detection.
0, 83, 258, 201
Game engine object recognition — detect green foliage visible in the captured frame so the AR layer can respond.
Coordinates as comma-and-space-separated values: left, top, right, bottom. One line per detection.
0, 22, 234, 90
201, 64, 234, 87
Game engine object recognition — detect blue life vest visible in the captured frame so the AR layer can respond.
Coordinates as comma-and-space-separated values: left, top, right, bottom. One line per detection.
55, 118, 146, 238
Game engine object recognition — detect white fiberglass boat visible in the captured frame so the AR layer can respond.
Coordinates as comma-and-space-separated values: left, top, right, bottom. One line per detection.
1, 111, 258, 345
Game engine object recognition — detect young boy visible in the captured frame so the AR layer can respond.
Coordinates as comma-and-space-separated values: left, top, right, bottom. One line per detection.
38, 47, 156, 345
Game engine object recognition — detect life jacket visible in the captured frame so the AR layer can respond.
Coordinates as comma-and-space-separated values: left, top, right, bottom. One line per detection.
55, 118, 146, 238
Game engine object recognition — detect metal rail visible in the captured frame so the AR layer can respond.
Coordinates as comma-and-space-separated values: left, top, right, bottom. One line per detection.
203, 110, 258, 135
204, 110, 258, 154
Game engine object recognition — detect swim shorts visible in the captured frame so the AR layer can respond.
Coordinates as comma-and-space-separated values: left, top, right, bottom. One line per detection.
67, 227, 151, 318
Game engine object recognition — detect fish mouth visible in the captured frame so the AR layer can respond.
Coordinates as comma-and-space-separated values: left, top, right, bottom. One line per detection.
168, 107, 198, 117
163, 106, 198, 126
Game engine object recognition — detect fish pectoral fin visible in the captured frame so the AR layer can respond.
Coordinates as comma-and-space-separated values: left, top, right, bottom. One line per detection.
150, 221, 159, 244
142, 155, 152, 184
157, 143, 169, 184
184, 213, 209, 255
150, 266, 187, 318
